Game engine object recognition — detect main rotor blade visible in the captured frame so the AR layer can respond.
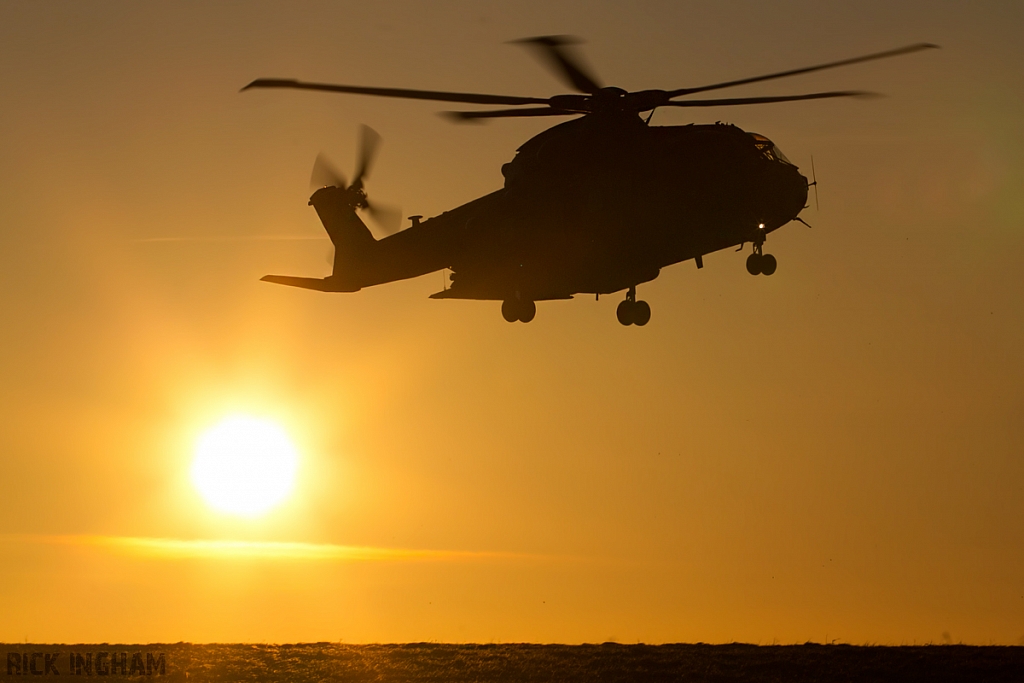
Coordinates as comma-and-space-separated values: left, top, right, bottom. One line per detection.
668, 43, 938, 98
660, 90, 878, 107
354, 124, 381, 185
242, 78, 548, 107
441, 107, 578, 122
512, 36, 603, 94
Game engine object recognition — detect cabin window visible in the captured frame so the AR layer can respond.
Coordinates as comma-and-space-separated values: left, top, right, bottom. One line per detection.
749, 133, 793, 165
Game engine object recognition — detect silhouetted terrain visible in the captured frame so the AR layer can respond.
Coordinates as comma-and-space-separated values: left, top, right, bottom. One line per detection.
4, 642, 1022, 682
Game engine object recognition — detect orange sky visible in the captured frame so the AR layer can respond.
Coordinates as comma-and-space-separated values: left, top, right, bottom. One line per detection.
0, 1, 1022, 645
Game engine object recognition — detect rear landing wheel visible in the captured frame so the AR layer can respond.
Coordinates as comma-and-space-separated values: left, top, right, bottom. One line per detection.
501, 298, 536, 323
633, 300, 651, 326
616, 300, 634, 326
501, 299, 519, 323
519, 299, 536, 323
617, 290, 651, 327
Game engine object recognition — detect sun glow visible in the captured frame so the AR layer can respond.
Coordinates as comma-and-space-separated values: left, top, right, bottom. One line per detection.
191, 415, 298, 517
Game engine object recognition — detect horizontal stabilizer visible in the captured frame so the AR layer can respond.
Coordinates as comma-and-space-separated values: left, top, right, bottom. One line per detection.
261, 275, 359, 292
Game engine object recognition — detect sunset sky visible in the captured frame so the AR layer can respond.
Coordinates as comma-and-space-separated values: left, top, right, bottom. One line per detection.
1, 1, 1022, 645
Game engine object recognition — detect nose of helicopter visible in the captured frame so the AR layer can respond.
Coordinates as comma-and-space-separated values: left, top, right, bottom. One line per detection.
788, 166, 810, 217
765, 163, 809, 228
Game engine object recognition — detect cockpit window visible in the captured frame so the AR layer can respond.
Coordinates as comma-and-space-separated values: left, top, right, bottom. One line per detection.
749, 133, 793, 165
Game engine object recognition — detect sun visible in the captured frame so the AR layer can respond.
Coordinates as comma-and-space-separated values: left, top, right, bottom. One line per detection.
191, 415, 299, 517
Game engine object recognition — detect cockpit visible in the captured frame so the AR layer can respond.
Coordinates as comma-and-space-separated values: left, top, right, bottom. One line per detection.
749, 133, 793, 165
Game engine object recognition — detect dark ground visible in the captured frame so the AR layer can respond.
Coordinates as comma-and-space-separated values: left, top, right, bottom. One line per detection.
3, 643, 1022, 682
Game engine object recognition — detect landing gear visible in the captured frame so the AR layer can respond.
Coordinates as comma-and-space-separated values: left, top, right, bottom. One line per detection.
616, 300, 633, 325
519, 300, 536, 323
747, 252, 778, 275
501, 297, 536, 323
746, 230, 777, 276
616, 286, 651, 326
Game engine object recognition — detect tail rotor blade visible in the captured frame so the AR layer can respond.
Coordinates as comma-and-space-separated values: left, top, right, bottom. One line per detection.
354, 124, 381, 185
366, 201, 403, 236
310, 153, 348, 190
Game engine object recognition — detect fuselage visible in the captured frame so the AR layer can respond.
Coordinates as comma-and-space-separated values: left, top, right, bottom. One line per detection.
321, 113, 808, 300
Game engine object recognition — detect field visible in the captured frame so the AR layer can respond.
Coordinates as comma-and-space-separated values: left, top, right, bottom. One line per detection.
4, 643, 1023, 682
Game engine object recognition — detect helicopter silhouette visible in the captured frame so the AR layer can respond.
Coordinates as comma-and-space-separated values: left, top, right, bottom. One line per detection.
243, 37, 936, 325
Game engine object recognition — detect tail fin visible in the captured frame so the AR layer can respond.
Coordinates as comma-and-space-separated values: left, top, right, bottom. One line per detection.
261, 186, 377, 292
308, 185, 377, 278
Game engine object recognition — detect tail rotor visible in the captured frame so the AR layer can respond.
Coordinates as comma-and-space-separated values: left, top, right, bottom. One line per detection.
310, 125, 402, 236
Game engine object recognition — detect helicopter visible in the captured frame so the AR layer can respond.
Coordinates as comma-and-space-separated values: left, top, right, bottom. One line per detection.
243, 37, 936, 325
